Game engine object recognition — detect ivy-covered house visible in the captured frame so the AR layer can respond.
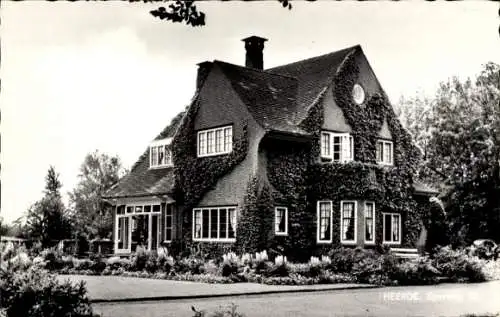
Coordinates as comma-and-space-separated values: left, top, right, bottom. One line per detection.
103, 36, 437, 258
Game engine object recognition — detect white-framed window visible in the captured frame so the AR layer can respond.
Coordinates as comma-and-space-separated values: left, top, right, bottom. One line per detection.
364, 202, 375, 244
197, 126, 233, 157
376, 140, 393, 165
165, 205, 174, 242
150, 138, 173, 168
320, 131, 353, 163
275, 207, 288, 236
383, 213, 401, 244
340, 201, 357, 244
193, 207, 236, 242
317, 201, 333, 243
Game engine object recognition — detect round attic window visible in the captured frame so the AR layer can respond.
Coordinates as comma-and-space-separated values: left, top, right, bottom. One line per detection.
352, 84, 365, 105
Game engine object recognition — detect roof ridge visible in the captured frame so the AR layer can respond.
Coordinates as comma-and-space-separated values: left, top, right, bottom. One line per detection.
267, 45, 360, 71
213, 60, 298, 81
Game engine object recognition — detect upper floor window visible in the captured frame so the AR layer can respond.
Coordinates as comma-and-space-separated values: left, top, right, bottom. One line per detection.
376, 140, 393, 165
321, 132, 353, 163
150, 138, 173, 168
198, 126, 233, 157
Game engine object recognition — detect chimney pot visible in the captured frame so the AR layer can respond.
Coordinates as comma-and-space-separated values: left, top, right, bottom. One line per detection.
242, 36, 268, 70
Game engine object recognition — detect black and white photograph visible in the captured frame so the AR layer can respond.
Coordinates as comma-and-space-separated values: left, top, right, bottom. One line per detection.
1, 1, 499, 316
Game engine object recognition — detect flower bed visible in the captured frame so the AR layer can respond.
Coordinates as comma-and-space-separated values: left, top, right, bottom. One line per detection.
37, 246, 500, 287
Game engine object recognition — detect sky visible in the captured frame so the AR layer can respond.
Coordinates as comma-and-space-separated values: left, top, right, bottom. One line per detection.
1, 1, 499, 224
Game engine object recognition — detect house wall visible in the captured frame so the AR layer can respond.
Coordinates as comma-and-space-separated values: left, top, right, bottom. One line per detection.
194, 64, 266, 208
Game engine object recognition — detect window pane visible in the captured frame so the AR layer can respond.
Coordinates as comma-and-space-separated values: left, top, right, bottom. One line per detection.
210, 209, 218, 239
127, 206, 133, 213
275, 208, 286, 233
151, 147, 158, 166
365, 219, 373, 241
376, 142, 383, 162
384, 214, 392, 242
135, 206, 143, 213
219, 209, 227, 239
198, 132, 206, 156
151, 214, 159, 250
194, 210, 201, 239
165, 146, 172, 165
228, 208, 236, 238
202, 209, 210, 238
321, 133, 330, 157
158, 146, 164, 165
384, 143, 392, 164
393, 214, 400, 242
333, 137, 341, 161
319, 202, 331, 241
342, 202, 355, 241
215, 129, 223, 153
153, 205, 161, 213
207, 131, 214, 154
224, 127, 232, 152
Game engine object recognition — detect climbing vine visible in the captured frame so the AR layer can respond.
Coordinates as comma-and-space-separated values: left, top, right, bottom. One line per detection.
171, 96, 249, 245
264, 50, 425, 257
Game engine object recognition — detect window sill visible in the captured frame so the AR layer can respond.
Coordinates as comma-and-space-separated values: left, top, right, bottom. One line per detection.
197, 151, 232, 158
316, 240, 333, 244
149, 165, 174, 170
341, 240, 357, 245
275, 232, 288, 236
382, 241, 401, 245
193, 238, 236, 243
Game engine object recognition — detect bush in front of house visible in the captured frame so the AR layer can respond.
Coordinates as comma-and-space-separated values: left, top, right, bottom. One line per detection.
0, 242, 99, 317
431, 246, 487, 282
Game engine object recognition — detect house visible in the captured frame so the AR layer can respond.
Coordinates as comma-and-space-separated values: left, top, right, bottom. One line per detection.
103, 36, 437, 259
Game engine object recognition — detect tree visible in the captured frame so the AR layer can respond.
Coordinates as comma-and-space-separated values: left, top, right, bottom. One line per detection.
25, 166, 72, 247
69, 150, 127, 239
396, 62, 500, 245
144, 0, 294, 26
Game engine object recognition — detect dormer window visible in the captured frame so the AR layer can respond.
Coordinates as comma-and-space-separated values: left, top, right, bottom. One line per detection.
197, 126, 233, 157
320, 131, 353, 163
150, 138, 173, 168
376, 140, 393, 165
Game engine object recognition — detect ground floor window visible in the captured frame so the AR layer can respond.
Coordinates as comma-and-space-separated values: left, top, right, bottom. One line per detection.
275, 207, 288, 236
364, 202, 375, 244
317, 201, 332, 243
165, 204, 174, 242
193, 207, 236, 242
115, 203, 162, 253
383, 213, 401, 244
341, 201, 357, 243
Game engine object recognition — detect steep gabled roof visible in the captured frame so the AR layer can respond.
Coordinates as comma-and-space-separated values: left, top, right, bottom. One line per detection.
216, 61, 308, 136
103, 45, 361, 199
103, 111, 185, 199
267, 46, 358, 120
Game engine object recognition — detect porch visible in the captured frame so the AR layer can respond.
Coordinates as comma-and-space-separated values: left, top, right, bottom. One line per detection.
111, 196, 181, 255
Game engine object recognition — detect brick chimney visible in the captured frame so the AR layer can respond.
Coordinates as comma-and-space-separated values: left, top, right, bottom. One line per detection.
242, 36, 268, 70
196, 61, 213, 90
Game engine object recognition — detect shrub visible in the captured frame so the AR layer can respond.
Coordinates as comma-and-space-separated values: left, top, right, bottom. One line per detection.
41, 248, 65, 271
175, 256, 205, 275
131, 246, 149, 271
0, 265, 99, 317
432, 246, 486, 282
389, 257, 440, 285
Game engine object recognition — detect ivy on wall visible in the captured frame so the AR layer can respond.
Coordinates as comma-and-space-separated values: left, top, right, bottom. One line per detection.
263, 50, 425, 257
171, 96, 249, 245
235, 176, 273, 254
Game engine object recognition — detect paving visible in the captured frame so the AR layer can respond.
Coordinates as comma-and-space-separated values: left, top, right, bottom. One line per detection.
58, 274, 378, 303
